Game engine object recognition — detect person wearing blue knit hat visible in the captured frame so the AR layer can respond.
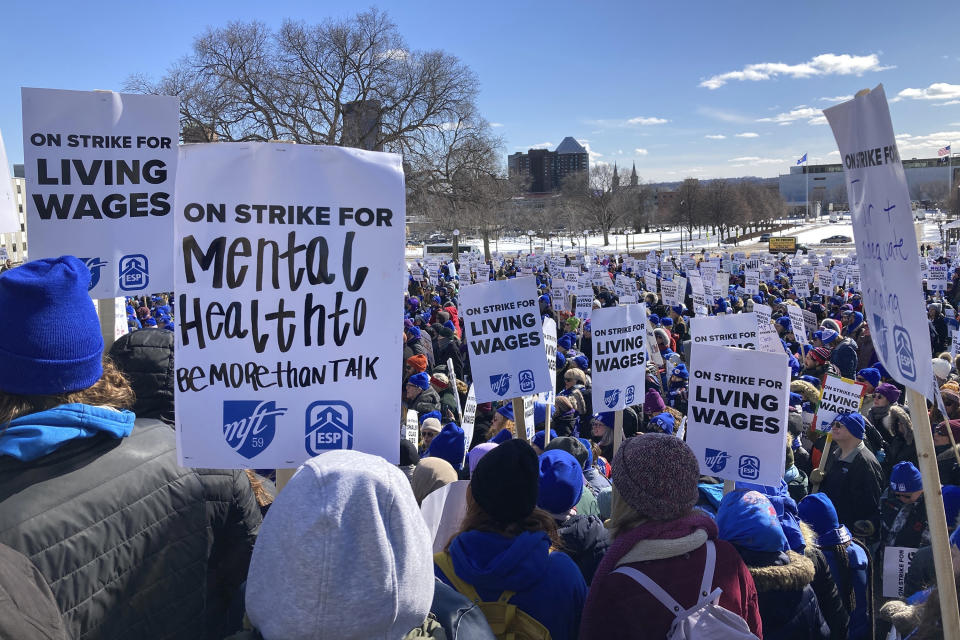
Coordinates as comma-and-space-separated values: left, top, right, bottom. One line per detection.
798, 493, 872, 637
405, 372, 441, 418
0, 257, 262, 639
659, 316, 673, 329
531, 429, 558, 454
814, 412, 884, 532
648, 313, 660, 327
425, 423, 466, 472
878, 461, 930, 551
590, 413, 616, 461
537, 449, 610, 584
573, 354, 589, 371
558, 333, 575, 353
647, 412, 674, 435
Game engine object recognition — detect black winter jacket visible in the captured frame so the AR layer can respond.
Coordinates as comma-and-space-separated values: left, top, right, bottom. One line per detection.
0, 418, 261, 640
556, 514, 610, 585
108, 328, 175, 425
745, 550, 830, 640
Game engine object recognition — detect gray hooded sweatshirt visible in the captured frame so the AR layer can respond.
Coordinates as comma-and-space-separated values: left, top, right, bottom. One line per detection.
245, 450, 435, 639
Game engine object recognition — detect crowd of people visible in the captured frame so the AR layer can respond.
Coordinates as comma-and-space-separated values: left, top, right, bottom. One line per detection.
2, 248, 960, 639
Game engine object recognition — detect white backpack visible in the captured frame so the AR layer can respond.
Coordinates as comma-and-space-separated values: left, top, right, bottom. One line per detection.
612, 541, 758, 640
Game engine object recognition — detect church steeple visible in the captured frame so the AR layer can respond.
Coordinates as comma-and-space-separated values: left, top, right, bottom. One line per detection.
612, 163, 620, 190
630, 162, 638, 187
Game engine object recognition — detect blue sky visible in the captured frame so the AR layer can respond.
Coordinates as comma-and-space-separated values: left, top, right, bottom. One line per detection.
2, 0, 958, 182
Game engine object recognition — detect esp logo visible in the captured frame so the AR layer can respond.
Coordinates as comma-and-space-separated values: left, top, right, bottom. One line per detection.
305, 401, 354, 454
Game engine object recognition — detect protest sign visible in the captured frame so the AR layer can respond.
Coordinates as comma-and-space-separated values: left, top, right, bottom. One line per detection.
814, 375, 867, 431
173, 142, 405, 467
0, 130, 19, 233
461, 276, 552, 404
542, 317, 558, 404
522, 394, 536, 441
404, 410, 420, 447
745, 271, 760, 296
461, 384, 477, 452
929, 264, 949, 291
802, 310, 819, 337
825, 87, 933, 396
22, 88, 178, 298
660, 279, 679, 307
686, 343, 790, 486
952, 331, 960, 361
590, 304, 647, 412
575, 288, 594, 320
882, 547, 917, 598
787, 305, 809, 345
793, 276, 810, 299
420, 480, 469, 553
692, 293, 709, 317
446, 357, 463, 419
715, 272, 730, 294
690, 313, 758, 350
646, 321, 664, 366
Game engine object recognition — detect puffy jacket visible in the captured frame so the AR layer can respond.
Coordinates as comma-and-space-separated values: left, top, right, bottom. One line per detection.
556, 514, 610, 585
0, 416, 261, 640
411, 386, 442, 417
108, 328, 175, 425
743, 549, 830, 640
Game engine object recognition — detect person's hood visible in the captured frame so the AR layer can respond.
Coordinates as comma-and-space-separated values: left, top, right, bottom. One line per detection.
449, 530, 551, 593
246, 450, 434, 640
557, 514, 610, 556
744, 550, 816, 593
0, 403, 135, 461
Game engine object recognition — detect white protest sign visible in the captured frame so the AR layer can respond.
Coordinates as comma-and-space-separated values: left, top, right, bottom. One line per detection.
882, 547, 917, 598
0, 247, 8, 261
802, 310, 819, 337
446, 357, 463, 419
825, 87, 934, 397
590, 304, 647, 412
461, 277, 552, 403
646, 321, 664, 366
405, 409, 420, 447
787, 305, 809, 345
461, 385, 478, 453
793, 276, 811, 299
745, 271, 760, 296
661, 279, 679, 307
22, 88, 178, 298
813, 375, 867, 431
953, 331, 960, 361
929, 264, 949, 291
522, 394, 536, 440
174, 142, 404, 466
575, 288, 594, 320
687, 343, 790, 486
715, 272, 730, 294
691, 313, 758, 350
420, 480, 470, 553
542, 317, 558, 404
0, 130, 19, 233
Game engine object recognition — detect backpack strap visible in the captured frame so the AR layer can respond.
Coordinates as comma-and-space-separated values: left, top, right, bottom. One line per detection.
698, 540, 717, 602
612, 566, 684, 615
433, 552, 482, 604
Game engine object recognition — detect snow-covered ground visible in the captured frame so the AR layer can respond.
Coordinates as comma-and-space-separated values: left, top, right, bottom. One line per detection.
405, 215, 948, 259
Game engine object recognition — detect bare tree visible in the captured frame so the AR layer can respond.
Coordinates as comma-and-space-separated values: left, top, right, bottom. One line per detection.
560, 165, 628, 246
125, 8, 479, 160
703, 179, 735, 242
671, 178, 704, 244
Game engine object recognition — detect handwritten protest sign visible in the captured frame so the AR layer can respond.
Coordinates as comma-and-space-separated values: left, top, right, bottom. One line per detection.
461, 277, 551, 404
22, 88, 178, 298
174, 143, 404, 466
590, 304, 647, 412
787, 305, 809, 345
814, 375, 867, 431
686, 343, 790, 486
825, 86, 933, 396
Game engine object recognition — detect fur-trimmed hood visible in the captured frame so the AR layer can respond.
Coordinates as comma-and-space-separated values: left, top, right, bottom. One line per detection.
747, 550, 816, 592
790, 380, 820, 407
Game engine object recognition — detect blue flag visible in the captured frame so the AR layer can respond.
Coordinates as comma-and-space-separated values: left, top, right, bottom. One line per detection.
796, 153, 807, 165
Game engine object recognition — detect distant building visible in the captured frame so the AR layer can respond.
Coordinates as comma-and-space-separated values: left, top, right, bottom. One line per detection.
779, 155, 958, 210
4, 164, 28, 263
508, 137, 588, 192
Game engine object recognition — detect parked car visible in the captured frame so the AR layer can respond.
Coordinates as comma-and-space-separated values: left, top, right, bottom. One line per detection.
821, 235, 851, 244
796, 244, 810, 254
759, 233, 772, 242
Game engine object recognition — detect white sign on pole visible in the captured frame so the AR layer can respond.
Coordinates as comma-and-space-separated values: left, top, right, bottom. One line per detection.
22, 88, 178, 298
590, 304, 647, 412
0, 129, 19, 233
929, 264, 949, 291
542, 317, 558, 404
813, 375, 867, 431
420, 480, 470, 553
405, 409, 420, 447
522, 394, 536, 441
745, 271, 760, 296
686, 343, 790, 486
174, 142, 405, 466
575, 288, 594, 320
690, 313, 758, 350
660, 279, 679, 308
446, 357, 463, 419
461, 384, 477, 451
787, 305, 809, 345
461, 277, 552, 404
825, 86, 934, 397
952, 331, 960, 361
882, 547, 917, 598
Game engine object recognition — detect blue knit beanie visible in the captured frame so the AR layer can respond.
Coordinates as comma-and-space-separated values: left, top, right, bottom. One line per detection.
593, 412, 616, 429
407, 372, 430, 390
798, 492, 851, 546
577, 437, 594, 467
425, 423, 466, 472
671, 363, 689, 380
857, 368, 881, 389
558, 334, 575, 350
556, 353, 566, 369
0, 256, 103, 394
533, 402, 555, 426
532, 429, 558, 451
574, 355, 589, 370
717, 490, 788, 553
649, 412, 675, 435
890, 461, 923, 493
834, 412, 866, 440
537, 450, 583, 514
496, 403, 515, 422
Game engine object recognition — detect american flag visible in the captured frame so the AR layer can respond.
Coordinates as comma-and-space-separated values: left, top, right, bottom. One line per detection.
939, 144, 951, 157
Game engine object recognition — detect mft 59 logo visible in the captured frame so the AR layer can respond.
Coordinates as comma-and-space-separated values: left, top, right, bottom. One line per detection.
222, 400, 286, 459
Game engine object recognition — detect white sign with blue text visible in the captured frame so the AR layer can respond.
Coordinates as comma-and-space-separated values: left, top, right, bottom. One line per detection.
590, 304, 647, 412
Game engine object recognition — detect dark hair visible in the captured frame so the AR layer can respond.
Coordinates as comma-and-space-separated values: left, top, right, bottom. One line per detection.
0, 358, 135, 428
446, 487, 562, 551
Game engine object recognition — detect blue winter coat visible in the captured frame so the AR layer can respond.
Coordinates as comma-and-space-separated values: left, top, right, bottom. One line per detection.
437, 530, 587, 640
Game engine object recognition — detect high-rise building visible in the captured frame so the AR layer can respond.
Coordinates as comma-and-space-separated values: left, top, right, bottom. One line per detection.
3, 164, 28, 263
508, 136, 588, 192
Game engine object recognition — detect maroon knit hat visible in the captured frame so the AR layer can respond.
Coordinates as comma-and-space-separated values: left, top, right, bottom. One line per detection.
876, 382, 901, 404
644, 389, 666, 415
612, 433, 700, 520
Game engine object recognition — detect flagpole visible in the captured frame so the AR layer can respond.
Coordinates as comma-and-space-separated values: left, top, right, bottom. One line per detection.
805, 153, 809, 220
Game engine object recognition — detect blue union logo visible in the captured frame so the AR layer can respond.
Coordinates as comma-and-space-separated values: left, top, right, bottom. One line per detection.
704, 448, 730, 473
489, 373, 511, 397
604, 389, 620, 409
305, 401, 354, 454
81, 257, 108, 291
223, 400, 285, 459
